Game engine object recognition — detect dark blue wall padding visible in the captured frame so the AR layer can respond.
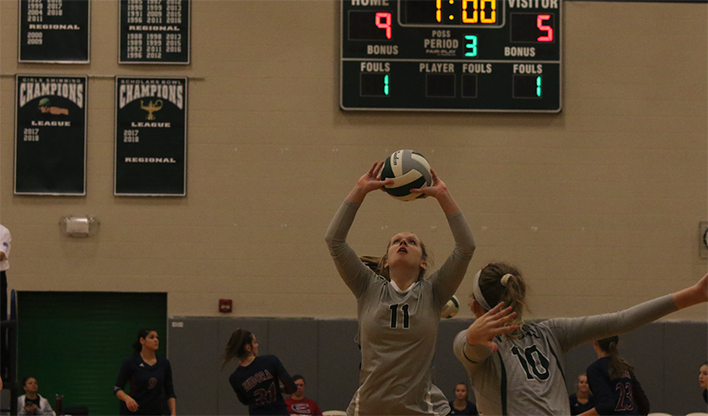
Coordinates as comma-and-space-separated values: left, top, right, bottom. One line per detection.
169, 317, 708, 415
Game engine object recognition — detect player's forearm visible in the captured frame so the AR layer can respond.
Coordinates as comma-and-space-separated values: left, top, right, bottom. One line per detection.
672, 278, 707, 309
168, 398, 176, 416
115, 390, 131, 402
346, 184, 370, 205
435, 188, 460, 217
325, 200, 359, 250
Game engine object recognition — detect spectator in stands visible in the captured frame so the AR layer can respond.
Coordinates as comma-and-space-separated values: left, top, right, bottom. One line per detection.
285, 375, 322, 415
18, 377, 55, 416
449, 382, 478, 415
569, 374, 596, 415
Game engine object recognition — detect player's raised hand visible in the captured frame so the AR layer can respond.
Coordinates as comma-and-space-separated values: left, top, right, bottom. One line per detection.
697, 273, 708, 300
411, 168, 461, 216
672, 272, 708, 310
348, 161, 395, 204
466, 302, 518, 353
410, 168, 448, 199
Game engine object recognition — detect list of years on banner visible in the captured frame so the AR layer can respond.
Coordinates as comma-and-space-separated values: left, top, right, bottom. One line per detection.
122, 0, 189, 63
20, 0, 90, 62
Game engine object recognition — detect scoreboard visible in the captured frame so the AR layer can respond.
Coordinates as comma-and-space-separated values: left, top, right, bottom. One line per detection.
340, 0, 562, 112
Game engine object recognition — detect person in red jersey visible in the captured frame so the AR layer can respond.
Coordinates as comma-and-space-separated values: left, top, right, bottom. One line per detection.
285, 375, 322, 416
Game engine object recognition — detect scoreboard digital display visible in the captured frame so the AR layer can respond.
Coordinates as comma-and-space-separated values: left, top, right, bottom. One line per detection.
340, 0, 562, 112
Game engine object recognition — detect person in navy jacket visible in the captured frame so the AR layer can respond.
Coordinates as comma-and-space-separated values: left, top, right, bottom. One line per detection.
114, 328, 176, 415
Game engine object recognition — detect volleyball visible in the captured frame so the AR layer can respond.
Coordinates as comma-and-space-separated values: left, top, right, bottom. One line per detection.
381, 150, 432, 201
441, 295, 460, 319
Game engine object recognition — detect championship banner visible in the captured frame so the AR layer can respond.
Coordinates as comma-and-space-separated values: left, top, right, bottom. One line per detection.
115, 77, 187, 196
19, 0, 90, 63
14, 75, 87, 195
119, 0, 190, 64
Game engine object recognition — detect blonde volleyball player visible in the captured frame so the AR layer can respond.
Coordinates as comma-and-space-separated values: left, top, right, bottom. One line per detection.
325, 161, 491, 415
454, 263, 708, 416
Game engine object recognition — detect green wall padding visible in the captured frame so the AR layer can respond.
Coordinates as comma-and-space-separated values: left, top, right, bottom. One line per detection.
17, 291, 167, 416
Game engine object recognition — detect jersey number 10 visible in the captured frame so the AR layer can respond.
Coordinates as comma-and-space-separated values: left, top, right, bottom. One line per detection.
511, 345, 550, 381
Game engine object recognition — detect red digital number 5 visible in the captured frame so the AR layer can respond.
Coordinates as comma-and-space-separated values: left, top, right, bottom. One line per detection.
536, 14, 553, 42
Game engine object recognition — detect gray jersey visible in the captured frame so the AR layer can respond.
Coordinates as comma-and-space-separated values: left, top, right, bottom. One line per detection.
326, 200, 475, 416
454, 295, 677, 416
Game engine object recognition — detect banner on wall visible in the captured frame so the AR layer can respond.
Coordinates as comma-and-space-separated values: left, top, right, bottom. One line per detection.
14, 75, 88, 195
114, 77, 188, 196
18, 0, 90, 63
118, 0, 190, 64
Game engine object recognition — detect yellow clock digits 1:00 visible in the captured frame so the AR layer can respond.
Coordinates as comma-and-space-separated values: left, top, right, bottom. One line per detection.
436, 0, 497, 24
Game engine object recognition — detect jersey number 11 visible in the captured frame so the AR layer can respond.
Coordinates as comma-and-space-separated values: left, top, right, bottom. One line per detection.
389, 303, 410, 329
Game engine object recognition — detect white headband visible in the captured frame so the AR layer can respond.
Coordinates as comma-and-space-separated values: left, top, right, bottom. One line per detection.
472, 270, 492, 311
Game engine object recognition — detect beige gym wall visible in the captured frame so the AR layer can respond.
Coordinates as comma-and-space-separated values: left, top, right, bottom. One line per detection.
0, 0, 706, 320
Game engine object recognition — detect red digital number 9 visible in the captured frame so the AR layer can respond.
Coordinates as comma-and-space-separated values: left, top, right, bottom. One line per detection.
536, 14, 552, 42
375, 12, 392, 39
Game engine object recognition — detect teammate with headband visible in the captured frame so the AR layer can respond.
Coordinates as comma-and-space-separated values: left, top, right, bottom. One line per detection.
454, 262, 708, 416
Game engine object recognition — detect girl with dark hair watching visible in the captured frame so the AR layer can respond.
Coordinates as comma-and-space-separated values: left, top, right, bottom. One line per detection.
114, 328, 176, 415
449, 382, 479, 415
580, 336, 649, 416
454, 264, 707, 416
18, 377, 55, 415
224, 329, 296, 415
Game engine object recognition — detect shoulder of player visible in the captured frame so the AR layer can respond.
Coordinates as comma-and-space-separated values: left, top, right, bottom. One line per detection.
587, 357, 609, 373
124, 355, 142, 366
155, 355, 172, 367
255, 354, 284, 366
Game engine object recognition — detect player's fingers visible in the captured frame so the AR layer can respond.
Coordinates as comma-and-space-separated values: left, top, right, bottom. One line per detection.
430, 168, 439, 183
492, 324, 519, 337
369, 161, 383, 177
491, 308, 516, 323
485, 304, 510, 322
487, 301, 506, 316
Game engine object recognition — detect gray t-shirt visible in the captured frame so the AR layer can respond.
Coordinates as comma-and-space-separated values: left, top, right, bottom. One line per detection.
453, 295, 677, 416
326, 200, 475, 416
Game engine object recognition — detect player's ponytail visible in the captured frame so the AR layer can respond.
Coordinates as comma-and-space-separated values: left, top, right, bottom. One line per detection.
222, 328, 254, 368
478, 263, 527, 321
597, 336, 634, 379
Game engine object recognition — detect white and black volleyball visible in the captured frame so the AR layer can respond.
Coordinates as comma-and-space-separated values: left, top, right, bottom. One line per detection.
381, 149, 433, 201
441, 295, 460, 319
